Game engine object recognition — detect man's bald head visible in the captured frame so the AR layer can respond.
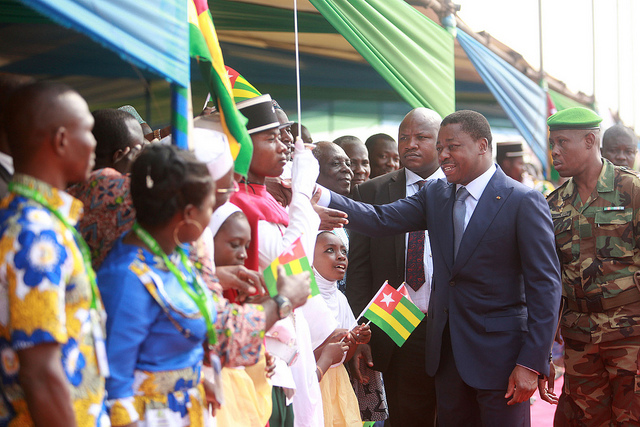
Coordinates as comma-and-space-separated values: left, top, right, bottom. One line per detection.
401, 108, 441, 131
313, 141, 354, 196
602, 124, 637, 168
5, 82, 96, 186
334, 135, 370, 186
365, 133, 399, 178
398, 108, 442, 178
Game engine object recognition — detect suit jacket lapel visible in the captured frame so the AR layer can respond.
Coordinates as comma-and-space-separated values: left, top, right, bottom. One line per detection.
388, 170, 407, 276
452, 169, 512, 276
435, 181, 456, 274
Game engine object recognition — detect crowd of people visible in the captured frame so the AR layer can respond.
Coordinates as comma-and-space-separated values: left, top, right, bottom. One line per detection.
0, 71, 638, 427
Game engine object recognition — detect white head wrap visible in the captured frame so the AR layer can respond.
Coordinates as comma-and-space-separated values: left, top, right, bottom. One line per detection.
209, 201, 242, 238
161, 114, 233, 181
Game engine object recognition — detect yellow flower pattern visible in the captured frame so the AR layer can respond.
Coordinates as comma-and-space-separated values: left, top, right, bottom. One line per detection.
0, 175, 107, 426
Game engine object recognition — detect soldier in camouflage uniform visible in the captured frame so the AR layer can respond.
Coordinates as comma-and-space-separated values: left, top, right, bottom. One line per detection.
545, 107, 640, 426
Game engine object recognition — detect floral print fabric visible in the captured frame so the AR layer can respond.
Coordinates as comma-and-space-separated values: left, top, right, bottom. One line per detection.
0, 174, 107, 426
67, 168, 135, 271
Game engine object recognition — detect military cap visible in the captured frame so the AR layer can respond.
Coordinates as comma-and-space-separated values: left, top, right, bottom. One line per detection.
497, 142, 526, 163
547, 107, 602, 131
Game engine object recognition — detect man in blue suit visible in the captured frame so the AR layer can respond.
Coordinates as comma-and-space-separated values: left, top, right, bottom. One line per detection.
319, 110, 561, 426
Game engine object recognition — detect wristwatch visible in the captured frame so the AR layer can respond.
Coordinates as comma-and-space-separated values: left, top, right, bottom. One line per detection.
273, 294, 292, 319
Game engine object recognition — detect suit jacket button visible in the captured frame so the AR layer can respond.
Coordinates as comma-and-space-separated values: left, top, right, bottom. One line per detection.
444, 308, 448, 314
449, 280, 455, 286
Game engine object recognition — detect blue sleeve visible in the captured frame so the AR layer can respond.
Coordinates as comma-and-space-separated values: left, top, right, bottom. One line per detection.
515, 189, 562, 376
99, 267, 158, 399
329, 188, 429, 237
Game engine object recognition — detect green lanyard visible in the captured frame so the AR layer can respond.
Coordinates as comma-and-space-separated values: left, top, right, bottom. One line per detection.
9, 182, 101, 312
132, 222, 217, 346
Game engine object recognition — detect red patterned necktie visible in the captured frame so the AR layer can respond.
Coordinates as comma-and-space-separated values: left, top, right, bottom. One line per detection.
406, 180, 426, 291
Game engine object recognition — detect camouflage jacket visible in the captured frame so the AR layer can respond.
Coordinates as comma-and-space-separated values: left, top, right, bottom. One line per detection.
547, 159, 640, 343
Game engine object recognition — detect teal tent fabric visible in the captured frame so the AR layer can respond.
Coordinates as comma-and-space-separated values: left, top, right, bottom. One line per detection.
17, 0, 189, 87
456, 30, 547, 172
308, 0, 455, 117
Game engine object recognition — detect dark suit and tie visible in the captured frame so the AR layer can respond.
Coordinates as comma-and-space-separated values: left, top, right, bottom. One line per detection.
348, 168, 438, 426
325, 111, 561, 426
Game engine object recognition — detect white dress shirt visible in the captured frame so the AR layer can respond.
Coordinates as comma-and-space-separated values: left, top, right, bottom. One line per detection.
404, 167, 445, 313
456, 164, 497, 230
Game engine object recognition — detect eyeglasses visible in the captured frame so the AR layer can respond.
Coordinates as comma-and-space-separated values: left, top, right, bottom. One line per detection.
216, 181, 239, 195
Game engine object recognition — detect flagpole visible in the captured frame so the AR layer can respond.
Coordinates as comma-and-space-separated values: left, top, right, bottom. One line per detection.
293, 0, 303, 140
340, 320, 371, 343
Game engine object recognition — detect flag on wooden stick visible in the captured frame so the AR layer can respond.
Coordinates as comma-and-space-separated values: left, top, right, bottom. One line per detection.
359, 281, 425, 347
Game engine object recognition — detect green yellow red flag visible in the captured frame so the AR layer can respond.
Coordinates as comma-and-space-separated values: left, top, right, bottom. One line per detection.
263, 236, 319, 298
188, 0, 253, 176
226, 66, 262, 103
361, 281, 425, 347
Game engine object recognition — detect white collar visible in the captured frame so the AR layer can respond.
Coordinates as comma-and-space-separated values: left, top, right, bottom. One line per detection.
405, 167, 446, 186
0, 151, 13, 175
313, 267, 337, 298
456, 163, 496, 201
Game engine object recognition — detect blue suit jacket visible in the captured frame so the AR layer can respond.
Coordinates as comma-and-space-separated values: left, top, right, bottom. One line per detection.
330, 166, 561, 389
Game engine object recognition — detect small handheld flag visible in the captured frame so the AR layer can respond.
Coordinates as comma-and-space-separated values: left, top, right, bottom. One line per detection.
397, 282, 413, 303
226, 66, 262, 103
360, 281, 425, 347
263, 236, 319, 298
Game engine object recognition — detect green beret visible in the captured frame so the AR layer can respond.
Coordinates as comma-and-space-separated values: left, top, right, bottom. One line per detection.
547, 107, 602, 131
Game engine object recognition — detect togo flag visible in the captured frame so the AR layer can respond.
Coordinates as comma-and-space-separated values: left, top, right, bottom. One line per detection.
263, 236, 319, 298
361, 281, 425, 347
188, 0, 253, 176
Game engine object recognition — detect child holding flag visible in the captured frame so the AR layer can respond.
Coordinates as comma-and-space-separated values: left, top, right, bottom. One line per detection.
313, 231, 370, 427
209, 203, 273, 427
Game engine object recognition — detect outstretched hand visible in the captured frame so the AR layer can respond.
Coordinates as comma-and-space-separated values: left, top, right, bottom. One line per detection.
311, 189, 348, 230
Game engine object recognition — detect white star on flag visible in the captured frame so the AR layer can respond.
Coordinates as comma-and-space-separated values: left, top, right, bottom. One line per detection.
380, 292, 395, 307
281, 245, 296, 258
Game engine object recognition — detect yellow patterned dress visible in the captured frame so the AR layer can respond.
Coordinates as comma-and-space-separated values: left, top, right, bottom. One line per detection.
0, 174, 108, 426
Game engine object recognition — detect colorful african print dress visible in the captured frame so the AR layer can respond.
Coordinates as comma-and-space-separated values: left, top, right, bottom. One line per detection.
98, 239, 217, 427
0, 174, 108, 426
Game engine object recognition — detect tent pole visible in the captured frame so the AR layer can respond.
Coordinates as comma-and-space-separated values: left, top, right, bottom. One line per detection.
538, 0, 544, 80
592, 0, 596, 101
616, 0, 621, 117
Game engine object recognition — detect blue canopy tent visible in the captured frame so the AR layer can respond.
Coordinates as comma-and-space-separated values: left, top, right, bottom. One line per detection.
1, 0, 590, 164
7, 0, 190, 147
456, 29, 548, 174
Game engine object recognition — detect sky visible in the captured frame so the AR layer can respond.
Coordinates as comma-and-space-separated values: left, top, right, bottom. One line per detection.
455, 0, 640, 132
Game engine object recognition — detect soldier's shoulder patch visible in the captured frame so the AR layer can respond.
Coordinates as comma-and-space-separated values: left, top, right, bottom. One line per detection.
546, 181, 568, 202
617, 167, 640, 180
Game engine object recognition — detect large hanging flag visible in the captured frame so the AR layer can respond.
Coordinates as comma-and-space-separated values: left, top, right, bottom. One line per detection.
360, 281, 424, 347
263, 236, 320, 298
457, 29, 547, 175
308, 0, 455, 117
188, 0, 253, 176
226, 66, 262, 103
